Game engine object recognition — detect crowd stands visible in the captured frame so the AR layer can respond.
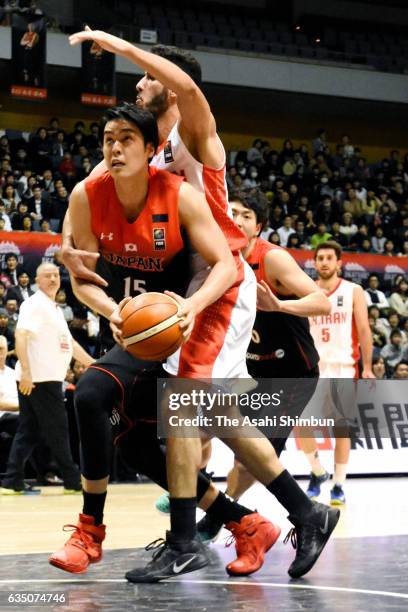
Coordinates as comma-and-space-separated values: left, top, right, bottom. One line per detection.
0, 119, 408, 380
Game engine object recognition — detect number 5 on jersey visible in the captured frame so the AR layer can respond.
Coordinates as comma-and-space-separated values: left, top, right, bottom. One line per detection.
321, 327, 330, 342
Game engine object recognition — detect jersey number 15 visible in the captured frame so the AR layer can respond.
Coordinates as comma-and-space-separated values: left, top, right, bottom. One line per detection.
124, 277, 147, 297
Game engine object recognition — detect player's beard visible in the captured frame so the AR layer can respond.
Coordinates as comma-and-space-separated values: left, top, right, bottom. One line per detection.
318, 268, 337, 280
142, 89, 170, 118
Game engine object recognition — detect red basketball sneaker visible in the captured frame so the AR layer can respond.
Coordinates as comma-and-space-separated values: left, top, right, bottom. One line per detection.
49, 514, 106, 574
225, 512, 281, 576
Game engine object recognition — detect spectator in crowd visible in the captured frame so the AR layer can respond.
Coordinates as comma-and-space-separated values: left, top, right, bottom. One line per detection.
372, 227, 386, 254
393, 360, 408, 379
343, 188, 367, 220
304, 209, 317, 239
30, 127, 52, 174
51, 184, 69, 230
55, 288, 73, 323
287, 233, 301, 249
312, 129, 327, 155
268, 231, 280, 246
27, 184, 52, 228
0, 308, 15, 364
246, 139, 264, 166
40, 168, 55, 194
0, 202, 12, 231
51, 130, 68, 165
0, 254, 21, 287
6, 271, 34, 305
378, 309, 401, 342
11, 202, 31, 230
1, 185, 20, 212
339, 212, 358, 247
380, 329, 408, 370
39, 218, 55, 234
0, 263, 93, 495
388, 277, 408, 317
372, 355, 387, 379
383, 239, 396, 256
310, 223, 332, 248
277, 215, 295, 247
341, 135, 354, 159
0, 281, 7, 307
369, 314, 387, 352
4, 298, 19, 334
364, 274, 389, 310
21, 216, 33, 232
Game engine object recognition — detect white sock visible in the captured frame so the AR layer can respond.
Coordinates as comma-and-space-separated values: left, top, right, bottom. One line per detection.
306, 451, 325, 476
334, 463, 347, 487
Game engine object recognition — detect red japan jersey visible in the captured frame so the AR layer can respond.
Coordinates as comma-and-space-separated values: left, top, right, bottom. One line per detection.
246, 238, 280, 286
85, 166, 185, 273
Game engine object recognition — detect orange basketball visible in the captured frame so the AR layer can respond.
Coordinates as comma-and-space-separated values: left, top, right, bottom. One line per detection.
120, 292, 183, 361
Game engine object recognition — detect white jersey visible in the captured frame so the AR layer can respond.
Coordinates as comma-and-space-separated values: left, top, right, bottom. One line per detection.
151, 122, 253, 378
151, 122, 247, 256
309, 278, 359, 378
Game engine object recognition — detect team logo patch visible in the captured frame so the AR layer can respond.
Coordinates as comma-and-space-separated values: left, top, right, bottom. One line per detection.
337, 295, 344, 307
164, 141, 174, 163
153, 228, 165, 240
153, 227, 166, 250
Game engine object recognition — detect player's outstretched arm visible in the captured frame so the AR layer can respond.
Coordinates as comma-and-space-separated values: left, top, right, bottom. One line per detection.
259, 249, 331, 316
353, 285, 375, 378
68, 182, 117, 319
69, 28, 221, 165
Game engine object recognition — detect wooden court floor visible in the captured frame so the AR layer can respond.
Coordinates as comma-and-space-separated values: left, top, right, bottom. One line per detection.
1, 478, 408, 611
1, 477, 407, 556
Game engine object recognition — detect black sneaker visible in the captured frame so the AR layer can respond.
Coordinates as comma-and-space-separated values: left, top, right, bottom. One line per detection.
197, 513, 224, 544
125, 531, 209, 583
284, 502, 340, 578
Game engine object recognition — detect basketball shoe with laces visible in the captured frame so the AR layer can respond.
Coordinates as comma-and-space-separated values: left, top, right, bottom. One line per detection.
125, 531, 208, 583
49, 514, 105, 573
284, 502, 340, 578
225, 512, 281, 576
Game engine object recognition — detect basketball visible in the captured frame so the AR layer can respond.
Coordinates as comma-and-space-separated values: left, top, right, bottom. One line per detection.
120, 292, 184, 361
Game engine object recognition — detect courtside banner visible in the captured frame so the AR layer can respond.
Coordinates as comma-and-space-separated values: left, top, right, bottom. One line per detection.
0, 231, 61, 279
288, 249, 408, 285
10, 13, 47, 100
81, 40, 116, 107
207, 437, 408, 478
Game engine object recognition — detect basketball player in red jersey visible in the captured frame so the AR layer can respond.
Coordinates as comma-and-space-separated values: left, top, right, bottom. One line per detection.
51, 104, 287, 581
300, 242, 375, 505
63, 32, 341, 583
197, 188, 331, 541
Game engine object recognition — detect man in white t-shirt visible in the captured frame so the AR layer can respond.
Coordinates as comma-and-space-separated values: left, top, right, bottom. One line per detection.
0, 263, 93, 495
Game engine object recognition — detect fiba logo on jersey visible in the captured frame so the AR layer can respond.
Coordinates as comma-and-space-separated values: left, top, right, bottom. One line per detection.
275, 349, 285, 359
337, 295, 344, 307
164, 141, 174, 163
153, 227, 166, 251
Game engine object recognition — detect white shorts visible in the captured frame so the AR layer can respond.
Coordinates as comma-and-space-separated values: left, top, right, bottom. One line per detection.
164, 258, 256, 379
319, 363, 358, 378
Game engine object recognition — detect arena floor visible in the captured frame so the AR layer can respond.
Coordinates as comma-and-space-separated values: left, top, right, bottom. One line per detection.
1, 478, 407, 611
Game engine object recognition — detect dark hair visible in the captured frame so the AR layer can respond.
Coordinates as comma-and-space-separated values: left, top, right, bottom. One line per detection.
228, 187, 269, 231
314, 241, 342, 260
395, 360, 408, 369
101, 102, 159, 152
390, 329, 402, 339
5, 253, 18, 262
151, 45, 202, 86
